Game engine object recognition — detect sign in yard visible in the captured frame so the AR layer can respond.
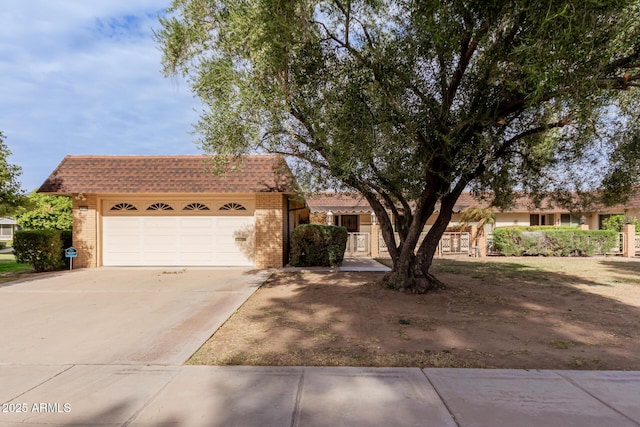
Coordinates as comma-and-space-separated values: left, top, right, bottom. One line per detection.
65, 247, 77, 270
65, 247, 77, 258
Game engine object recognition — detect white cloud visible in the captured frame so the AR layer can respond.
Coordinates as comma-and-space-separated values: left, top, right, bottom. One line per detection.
0, 0, 201, 191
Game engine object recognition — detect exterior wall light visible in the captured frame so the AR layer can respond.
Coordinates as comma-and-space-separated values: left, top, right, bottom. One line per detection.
326, 210, 334, 225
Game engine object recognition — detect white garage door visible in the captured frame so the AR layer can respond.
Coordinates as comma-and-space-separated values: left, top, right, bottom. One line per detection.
102, 216, 255, 266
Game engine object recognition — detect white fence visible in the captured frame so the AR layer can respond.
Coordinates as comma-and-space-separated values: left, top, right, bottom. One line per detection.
345, 232, 370, 256
378, 232, 471, 256
438, 232, 471, 255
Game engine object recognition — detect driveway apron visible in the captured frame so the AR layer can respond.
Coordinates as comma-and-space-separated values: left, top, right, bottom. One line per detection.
0, 267, 270, 365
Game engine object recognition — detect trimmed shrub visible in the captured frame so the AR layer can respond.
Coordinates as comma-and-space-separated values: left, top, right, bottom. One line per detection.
601, 214, 640, 233
493, 227, 617, 257
290, 224, 348, 267
13, 230, 65, 272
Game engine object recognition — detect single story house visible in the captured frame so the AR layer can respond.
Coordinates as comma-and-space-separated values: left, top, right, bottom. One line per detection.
307, 191, 640, 256
307, 191, 639, 232
38, 155, 307, 268
0, 217, 18, 241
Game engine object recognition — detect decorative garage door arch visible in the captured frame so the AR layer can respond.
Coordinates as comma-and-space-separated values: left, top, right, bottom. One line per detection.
102, 199, 255, 267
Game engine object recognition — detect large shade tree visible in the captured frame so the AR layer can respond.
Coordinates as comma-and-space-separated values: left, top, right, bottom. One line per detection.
15, 191, 72, 231
157, 0, 640, 292
0, 131, 25, 216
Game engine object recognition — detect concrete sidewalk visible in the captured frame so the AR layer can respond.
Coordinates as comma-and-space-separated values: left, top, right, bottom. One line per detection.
2, 365, 639, 426
282, 257, 391, 273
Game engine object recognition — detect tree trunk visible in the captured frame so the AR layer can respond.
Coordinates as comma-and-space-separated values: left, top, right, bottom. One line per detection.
382, 212, 447, 294
382, 189, 462, 294
382, 260, 445, 293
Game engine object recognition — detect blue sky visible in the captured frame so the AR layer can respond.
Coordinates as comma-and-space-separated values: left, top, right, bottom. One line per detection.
0, 1, 201, 191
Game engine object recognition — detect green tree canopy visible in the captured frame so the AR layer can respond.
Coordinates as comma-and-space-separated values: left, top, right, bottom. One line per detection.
15, 191, 72, 231
157, 0, 640, 292
601, 214, 640, 233
0, 132, 26, 216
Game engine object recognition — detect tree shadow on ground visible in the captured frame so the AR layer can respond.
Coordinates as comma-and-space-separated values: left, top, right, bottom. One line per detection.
599, 258, 640, 278
197, 257, 640, 370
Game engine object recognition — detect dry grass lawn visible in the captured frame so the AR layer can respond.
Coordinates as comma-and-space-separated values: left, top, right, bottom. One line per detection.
189, 257, 640, 369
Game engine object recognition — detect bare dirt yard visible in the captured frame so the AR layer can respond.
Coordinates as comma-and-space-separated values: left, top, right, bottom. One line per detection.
189, 257, 640, 370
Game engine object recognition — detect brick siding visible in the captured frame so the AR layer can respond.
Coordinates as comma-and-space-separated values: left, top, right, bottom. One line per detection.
72, 195, 98, 268
255, 193, 285, 268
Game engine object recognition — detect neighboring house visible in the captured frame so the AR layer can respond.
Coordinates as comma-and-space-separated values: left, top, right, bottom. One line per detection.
308, 192, 640, 232
307, 191, 640, 256
0, 217, 17, 241
307, 193, 375, 256
38, 155, 308, 268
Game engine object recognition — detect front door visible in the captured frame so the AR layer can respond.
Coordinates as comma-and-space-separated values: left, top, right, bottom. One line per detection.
341, 215, 358, 232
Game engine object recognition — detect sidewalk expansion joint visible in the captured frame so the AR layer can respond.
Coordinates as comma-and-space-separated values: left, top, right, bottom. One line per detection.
420, 369, 461, 427
289, 368, 306, 427
555, 372, 640, 427
3, 365, 74, 405
121, 367, 182, 427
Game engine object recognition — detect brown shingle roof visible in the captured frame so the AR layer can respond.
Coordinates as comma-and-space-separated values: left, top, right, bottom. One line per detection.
38, 155, 297, 194
306, 192, 371, 213
306, 191, 596, 214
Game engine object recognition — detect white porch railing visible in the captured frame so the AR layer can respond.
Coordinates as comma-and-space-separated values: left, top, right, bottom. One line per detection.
345, 232, 370, 256
438, 232, 471, 255
378, 232, 471, 256
607, 232, 625, 255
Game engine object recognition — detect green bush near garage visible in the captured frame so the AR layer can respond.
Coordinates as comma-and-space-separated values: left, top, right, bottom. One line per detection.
492, 227, 618, 256
13, 230, 67, 272
289, 224, 348, 267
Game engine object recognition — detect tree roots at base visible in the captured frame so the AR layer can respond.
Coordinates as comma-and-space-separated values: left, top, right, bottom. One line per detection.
382, 271, 446, 294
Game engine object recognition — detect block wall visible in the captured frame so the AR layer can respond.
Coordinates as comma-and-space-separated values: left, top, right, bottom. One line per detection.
255, 193, 285, 268
72, 194, 98, 268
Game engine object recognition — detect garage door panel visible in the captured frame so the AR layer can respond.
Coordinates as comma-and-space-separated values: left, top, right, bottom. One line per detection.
143, 217, 176, 227
103, 216, 254, 266
142, 252, 176, 265
181, 235, 216, 248
143, 235, 175, 248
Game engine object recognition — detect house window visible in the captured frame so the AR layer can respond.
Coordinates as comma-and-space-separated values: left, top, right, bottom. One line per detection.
341, 215, 358, 232
219, 203, 247, 211
147, 203, 174, 211
111, 203, 137, 211
183, 203, 210, 211
560, 214, 581, 226
529, 214, 539, 226
0, 224, 12, 236
530, 214, 555, 226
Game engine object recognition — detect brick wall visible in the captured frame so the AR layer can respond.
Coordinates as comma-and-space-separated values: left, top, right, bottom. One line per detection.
255, 193, 285, 268
72, 194, 98, 268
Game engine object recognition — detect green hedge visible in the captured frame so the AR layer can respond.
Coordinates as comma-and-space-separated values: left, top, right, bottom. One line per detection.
13, 230, 66, 272
493, 227, 618, 256
290, 224, 348, 267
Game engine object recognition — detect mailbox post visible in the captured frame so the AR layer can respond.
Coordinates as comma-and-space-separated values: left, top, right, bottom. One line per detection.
65, 247, 77, 270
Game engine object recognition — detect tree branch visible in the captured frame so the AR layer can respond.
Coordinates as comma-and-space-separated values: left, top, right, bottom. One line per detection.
443, 17, 489, 115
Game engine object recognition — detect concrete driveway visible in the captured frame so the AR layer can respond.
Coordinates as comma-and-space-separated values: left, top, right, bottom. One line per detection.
0, 267, 271, 365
